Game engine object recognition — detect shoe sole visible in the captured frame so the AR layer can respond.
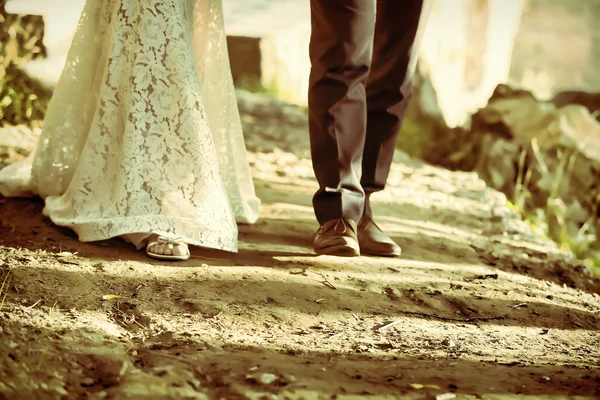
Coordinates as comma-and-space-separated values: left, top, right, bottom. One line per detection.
360, 249, 401, 258
358, 242, 401, 258
315, 245, 360, 257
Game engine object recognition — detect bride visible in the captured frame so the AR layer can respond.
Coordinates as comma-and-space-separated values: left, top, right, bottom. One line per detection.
0, 0, 261, 261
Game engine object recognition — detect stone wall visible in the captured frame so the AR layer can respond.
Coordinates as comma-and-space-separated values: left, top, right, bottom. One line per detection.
226, 36, 261, 85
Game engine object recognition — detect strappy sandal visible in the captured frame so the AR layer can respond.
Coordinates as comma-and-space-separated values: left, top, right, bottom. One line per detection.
145, 236, 190, 261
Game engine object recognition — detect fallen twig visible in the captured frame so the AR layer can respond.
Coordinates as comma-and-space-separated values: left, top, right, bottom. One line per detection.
25, 299, 42, 309
133, 283, 145, 295
378, 319, 402, 331
329, 332, 344, 340
316, 269, 336, 290
48, 301, 58, 320
57, 257, 81, 266
401, 311, 507, 324
36, 351, 47, 371
112, 305, 146, 330
464, 273, 498, 282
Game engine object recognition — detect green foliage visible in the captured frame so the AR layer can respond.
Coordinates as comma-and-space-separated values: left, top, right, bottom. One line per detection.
397, 115, 432, 158
406, 96, 599, 276
511, 144, 599, 276
235, 74, 267, 94
0, 61, 51, 125
0, 9, 50, 127
235, 73, 282, 97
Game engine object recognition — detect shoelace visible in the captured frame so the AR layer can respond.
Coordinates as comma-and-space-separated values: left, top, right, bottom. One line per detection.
333, 219, 348, 234
312, 218, 354, 238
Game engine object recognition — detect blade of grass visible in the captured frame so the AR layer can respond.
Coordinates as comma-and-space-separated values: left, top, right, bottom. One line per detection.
0, 270, 11, 311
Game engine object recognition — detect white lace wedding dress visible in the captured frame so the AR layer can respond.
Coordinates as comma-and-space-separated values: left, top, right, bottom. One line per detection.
0, 0, 261, 252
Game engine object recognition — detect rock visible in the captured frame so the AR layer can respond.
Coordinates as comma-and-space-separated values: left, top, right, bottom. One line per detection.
81, 377, 95, 386
489, 84, 539, 102
552, 90, 600, 117
473, 135, 520, 197
557, 105, 600, 162
428, 84, 600, 268
55, 386, 68, 396
259, 373, 278, 385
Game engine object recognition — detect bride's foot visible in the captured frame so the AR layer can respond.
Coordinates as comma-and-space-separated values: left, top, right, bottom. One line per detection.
146, 235, 190, 261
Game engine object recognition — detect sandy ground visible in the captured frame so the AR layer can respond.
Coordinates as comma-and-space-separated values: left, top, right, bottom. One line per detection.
0, 92, 599, 399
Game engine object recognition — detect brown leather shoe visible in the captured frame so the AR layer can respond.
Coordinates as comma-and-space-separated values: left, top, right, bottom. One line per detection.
358, 216, 401, 257
313, 218, 360, 257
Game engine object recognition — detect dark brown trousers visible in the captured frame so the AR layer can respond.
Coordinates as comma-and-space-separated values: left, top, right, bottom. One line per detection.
308, 0, 430, 224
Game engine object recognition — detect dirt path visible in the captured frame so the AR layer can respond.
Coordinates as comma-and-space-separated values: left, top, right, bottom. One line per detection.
0, 92, 599, 399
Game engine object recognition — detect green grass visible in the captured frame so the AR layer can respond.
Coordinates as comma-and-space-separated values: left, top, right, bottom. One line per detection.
0, 267, 10, 311
509, 142, 599, 275
402, 93, 599, 276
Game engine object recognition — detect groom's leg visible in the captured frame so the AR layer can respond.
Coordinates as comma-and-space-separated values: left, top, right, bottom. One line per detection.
308, 0, 376, 225
361, 0, 431, 217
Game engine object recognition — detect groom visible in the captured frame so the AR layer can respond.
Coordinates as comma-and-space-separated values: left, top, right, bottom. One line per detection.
308, 0, 431, 257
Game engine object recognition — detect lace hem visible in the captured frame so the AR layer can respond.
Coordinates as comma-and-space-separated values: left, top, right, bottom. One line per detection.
0, 0, 261, 252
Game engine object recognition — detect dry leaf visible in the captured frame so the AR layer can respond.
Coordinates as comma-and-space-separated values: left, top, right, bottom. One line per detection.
101, 294, 123, 301
409, 383, 441, 390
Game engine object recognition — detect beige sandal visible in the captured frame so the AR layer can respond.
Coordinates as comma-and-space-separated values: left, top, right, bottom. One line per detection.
146, 236, 190, 261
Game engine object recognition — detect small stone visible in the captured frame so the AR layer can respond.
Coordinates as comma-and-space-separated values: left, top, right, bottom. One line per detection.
259, 373, 278, 385
81, 377, 95, 386
188, 378, 202, 389
55, 386, 68, 395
